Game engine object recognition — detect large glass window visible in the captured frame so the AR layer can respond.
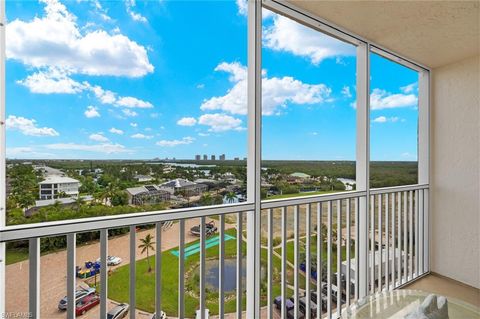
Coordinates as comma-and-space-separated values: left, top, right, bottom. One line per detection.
5, 0, 248, 226
261, 9, 357, 200
369, 52, 419, 187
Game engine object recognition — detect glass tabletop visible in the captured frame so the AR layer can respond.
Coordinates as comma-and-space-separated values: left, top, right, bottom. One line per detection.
342, 290, 480, 319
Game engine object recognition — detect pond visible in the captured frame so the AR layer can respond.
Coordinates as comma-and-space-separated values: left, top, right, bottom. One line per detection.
198, 258, 265, 293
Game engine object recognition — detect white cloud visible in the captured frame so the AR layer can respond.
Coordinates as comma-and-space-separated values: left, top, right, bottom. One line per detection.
89, 133, 109, 142
17, 72, 154, 111
88, 84, 153, 108
125, 0, 147, 23
156, 136, 195, 147
341, 86, 352, 98
6, 115, 59, 137
6, 146, 56, 158
177, 117, 197, 126
198, 113, 244, 132
372, 116, 400, 123
263, 14, 354, 65
196, 84, 205, 89
84, 106, 100, 118
236, 0, 273, 19
400, 82, 418, 94
370, 88, 418, 110
201, 62, 331, 116
109, 127, 124, 135
17, 68, 84, 94
116, 96, 153, 108
122, 109, 138, 117
236, 0, 248, 16
131, 133, 153, 139
46, 142, 128, 154
7, 0, 153, 77
373, 116, 387, 123
130, 122, 138, 127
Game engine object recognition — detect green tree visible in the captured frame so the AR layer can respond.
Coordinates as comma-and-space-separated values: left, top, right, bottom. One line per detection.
225, 192, 236, 203
138, 234, 155, 273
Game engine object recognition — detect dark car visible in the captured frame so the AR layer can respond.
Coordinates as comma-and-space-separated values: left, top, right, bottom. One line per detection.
58, 287, 96, 310
310, 291, 328, 310
190, 221, 217, 237
274, 296, 294, 312
75, 294, 100, 316
287, 308, 305, 319
107, 303, 129, 319
299, 296, 318, 317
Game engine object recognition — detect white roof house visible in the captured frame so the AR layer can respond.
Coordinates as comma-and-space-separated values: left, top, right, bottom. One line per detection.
39, 176, 80, 185
38, 176, 80, 200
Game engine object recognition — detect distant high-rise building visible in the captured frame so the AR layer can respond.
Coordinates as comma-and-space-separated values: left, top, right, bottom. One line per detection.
211, 155, 216, 161
219, 154, 226, 161
203, 155, 208, 160
243, 157, 247, 161
234, 157, 240, 161
195, 155, 201, 161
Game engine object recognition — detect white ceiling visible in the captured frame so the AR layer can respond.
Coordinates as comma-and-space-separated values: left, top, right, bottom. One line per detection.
288, 0, 480, 68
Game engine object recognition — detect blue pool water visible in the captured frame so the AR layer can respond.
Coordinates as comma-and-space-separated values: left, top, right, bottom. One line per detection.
170, 234, 235, 258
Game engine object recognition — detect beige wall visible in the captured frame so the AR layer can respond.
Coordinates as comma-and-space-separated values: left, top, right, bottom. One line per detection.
431, 55, 480, 289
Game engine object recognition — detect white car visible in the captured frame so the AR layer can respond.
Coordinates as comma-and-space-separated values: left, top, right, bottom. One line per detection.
96, 256, 122, 266
151, 311, 167, 319
195, 309, 210, 319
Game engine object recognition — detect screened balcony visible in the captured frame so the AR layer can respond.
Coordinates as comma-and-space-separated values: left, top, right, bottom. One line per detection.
0, 1, 478, 319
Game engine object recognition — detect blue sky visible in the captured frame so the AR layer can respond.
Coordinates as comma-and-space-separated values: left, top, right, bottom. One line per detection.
5, 0, 419, 161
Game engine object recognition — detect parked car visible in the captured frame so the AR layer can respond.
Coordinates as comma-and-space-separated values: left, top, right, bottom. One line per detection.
151, 311, 167, 319
190, 221, 217, 237
58, 287, 96, 310
107, 303, 129, 319
310, 291, 328, 310
195, 309, 210, 319
322, 284, 346, 305
274, 296, 294, 311
299, 296, 318, 317
75, 294, 100, 316
96, 255, 122, 266
287, 307, 305, 319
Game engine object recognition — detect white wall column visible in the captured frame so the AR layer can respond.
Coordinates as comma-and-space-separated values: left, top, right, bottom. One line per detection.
356, 42, 370, 299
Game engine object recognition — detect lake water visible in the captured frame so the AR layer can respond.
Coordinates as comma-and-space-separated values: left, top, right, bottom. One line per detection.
200, 258, 265, 293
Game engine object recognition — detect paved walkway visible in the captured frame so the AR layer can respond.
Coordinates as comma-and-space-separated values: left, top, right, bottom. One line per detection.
6, 217, 230, 319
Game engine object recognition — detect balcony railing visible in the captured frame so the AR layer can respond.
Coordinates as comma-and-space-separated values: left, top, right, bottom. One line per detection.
0, 184, 429, 319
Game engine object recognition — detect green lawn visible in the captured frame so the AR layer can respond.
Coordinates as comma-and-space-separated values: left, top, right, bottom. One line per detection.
5, 248, 29, 265
107, 229, 290, 317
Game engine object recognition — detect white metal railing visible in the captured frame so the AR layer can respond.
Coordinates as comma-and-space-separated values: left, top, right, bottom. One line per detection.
0, 185, 429, 319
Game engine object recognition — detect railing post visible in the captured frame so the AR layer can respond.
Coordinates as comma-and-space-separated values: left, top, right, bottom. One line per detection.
0, 0, 6, 315
356, 41, 370, 299
29, 238, 40, 319
246, 0, 262, 317
418, 70, 430, 273
66, 234, 76, 319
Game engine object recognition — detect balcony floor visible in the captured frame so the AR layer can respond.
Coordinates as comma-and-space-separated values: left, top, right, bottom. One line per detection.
403, 273, 480, 308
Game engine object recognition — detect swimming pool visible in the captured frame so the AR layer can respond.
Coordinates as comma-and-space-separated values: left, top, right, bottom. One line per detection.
170, 234, 235, 258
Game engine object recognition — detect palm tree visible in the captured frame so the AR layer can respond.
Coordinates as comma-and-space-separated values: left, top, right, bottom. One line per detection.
225, 191, 236, 203
138, 234, 155, 272
75, 196, 85, 212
